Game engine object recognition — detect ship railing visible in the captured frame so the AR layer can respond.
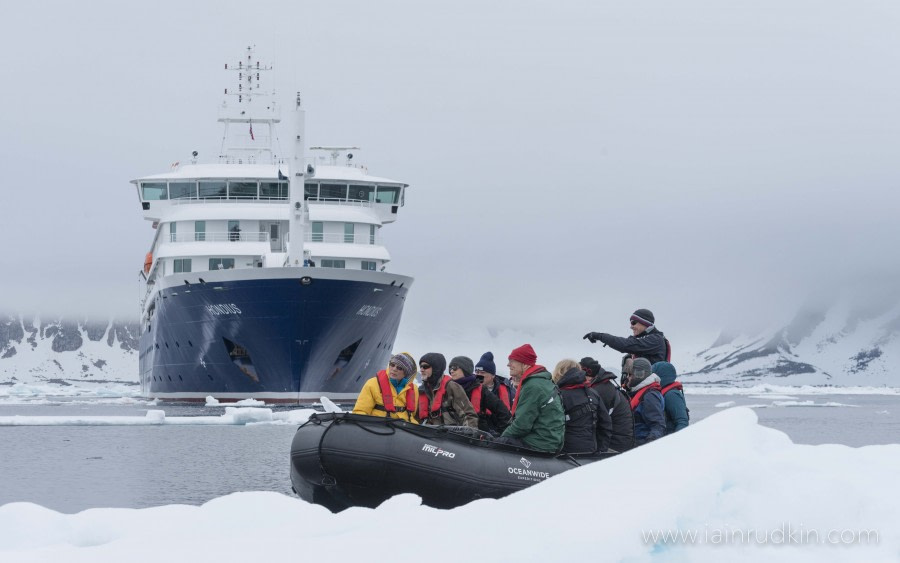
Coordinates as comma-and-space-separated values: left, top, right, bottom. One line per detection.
169, 196, 289, 204
305, 198, 376, 208
169, 232, 269, 243
304, 233, 381, 245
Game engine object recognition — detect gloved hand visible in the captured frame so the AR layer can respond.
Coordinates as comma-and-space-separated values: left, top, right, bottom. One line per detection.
583, 332, 603, 343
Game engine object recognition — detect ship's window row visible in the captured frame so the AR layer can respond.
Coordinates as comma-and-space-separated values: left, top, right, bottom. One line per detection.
164, 220, 381, 246
141, 180, 289, 201
161, 256, 382, 273
140, 180, 404, 204
304, 183, 402, 205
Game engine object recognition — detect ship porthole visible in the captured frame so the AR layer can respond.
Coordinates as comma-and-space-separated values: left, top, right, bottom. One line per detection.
300, 276, 312, 286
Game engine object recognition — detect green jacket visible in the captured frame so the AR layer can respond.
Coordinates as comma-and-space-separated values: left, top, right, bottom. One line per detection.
501, 368, 564, 452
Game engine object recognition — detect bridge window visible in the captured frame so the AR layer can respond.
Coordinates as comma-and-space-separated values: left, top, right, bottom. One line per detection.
304, 183, 319, 200
169, 181, 196, 199
375, 186, 399, 204
199, 181, 227, 199
174, 258, 192, 273
261, 181, 288, 199
195, 221, 206, 241
344, 223, 354, 243
229, 181, 258, 199
320, 184, 347, 200
350, 184, 374, 202
362, 261, 377, 271
311, 222, 323, 242
141, 182, 168, 200
209, 258, 235, 270
321, 259, 346, 269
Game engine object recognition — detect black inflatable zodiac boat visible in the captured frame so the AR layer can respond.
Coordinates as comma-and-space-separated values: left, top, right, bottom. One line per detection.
290, 412, 616, 511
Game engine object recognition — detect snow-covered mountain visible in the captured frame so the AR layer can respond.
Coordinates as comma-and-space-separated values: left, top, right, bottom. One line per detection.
0, 313, 140, 390
682, 291, 900, 386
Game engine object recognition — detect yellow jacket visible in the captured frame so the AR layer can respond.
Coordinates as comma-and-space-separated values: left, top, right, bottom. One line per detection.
352, 370, 419, 423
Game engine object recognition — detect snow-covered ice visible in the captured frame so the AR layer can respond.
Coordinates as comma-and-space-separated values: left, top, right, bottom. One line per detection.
0, 406, 315, 426
0, 407, 896, 562
687, 384, 900, 396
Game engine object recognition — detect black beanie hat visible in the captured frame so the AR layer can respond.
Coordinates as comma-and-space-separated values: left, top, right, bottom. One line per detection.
419, 353, 447, 386
631, 308, 655, 327
579, 357, 601, 378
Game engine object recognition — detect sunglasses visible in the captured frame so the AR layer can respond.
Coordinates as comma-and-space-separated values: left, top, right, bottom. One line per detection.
630, 320, 638, 326
389, 362, 400, 369
448, 365, 459, 372
419, 363, 431, 370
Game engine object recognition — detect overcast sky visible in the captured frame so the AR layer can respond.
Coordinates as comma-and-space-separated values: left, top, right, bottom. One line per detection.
2, 1, 899, 360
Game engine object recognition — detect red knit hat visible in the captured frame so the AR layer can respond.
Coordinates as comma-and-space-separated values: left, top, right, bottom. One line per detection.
508, 343, 537, 365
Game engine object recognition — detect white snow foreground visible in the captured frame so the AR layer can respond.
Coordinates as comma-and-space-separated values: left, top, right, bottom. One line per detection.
0, 408, 897, 562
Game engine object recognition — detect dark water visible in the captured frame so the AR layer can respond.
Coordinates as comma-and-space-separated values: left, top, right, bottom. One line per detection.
0, 394, 897, 513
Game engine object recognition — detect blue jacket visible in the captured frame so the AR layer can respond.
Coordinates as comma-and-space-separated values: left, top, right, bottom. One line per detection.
629, 376, 666, 445
652, 362, 689, 434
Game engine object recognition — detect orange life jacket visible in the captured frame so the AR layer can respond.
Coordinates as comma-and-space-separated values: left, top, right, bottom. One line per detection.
375, 370, 415, 419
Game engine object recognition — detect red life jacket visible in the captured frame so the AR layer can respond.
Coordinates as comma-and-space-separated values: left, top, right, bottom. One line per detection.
629, 382, 662, 410
496, 383, 511, 410
375, 370, 415, 419
660, 381, 683, 395
470, 385, 483, 413
418, 375, 451, 421
472, 383, 511, 415
510, 365, 546, 415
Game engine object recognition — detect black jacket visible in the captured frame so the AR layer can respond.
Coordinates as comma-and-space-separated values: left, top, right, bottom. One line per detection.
556, 368, 613, 454
461, 379, 511, 435
598, 327, 668, 365
589, 373, 635, 453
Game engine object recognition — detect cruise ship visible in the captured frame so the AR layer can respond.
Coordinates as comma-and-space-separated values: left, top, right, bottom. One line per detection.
132, 48, 413, 403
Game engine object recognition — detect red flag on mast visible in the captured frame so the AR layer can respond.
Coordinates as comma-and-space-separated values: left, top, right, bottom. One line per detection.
249, 122, 255, 141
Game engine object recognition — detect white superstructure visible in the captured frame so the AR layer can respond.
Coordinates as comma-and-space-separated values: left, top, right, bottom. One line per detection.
132, 47, 408, 317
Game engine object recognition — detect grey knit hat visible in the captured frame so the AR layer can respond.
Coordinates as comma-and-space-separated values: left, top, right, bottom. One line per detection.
448, 355, 474, 377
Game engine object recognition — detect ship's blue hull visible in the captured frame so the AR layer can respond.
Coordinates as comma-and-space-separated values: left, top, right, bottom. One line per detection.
139, 269, 411, 402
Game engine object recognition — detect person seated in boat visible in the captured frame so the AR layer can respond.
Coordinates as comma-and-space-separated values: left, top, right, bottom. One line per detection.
351, 352, 418, 422
475, 351, 516, 408
417, 353, 478, 428
450, 355, 511, 436
651, 361, 689, 434
623, 357, 665, 445
583, 308, 669, 365
552, 359, 613, 453
581, 356, 634, 452
495, 344, 564, 453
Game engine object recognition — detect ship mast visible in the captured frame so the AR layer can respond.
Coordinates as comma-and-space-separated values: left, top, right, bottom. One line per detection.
288, 91, 307, 267
219, 45, 281, 164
